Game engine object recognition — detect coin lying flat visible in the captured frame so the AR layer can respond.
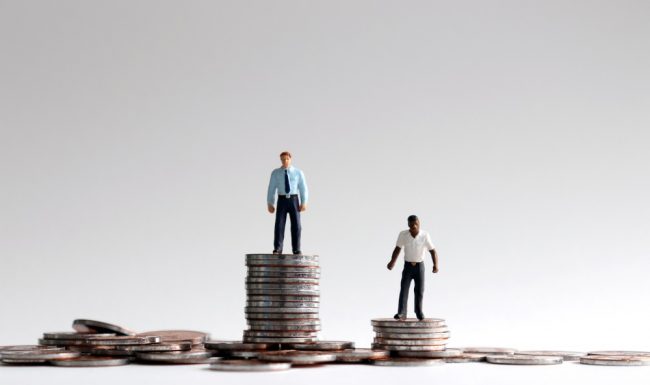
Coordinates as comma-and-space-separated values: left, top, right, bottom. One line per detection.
372, 343, 446, 352
371, 318, 446, 328
245, 261, 320, 267
335, 349, 390, 362
209, 359, 291, 372
487, 355, 563, 365
116, 342, 193, 352
39, 335, 160, 346
50, 356, 131, 367
259, 350, 337, 365
246, 254, 319, 261
396, 349, 463, 358
248, 324, 320, 332
246, 283, 320, 290
0, 345, 65, 353
580, 355, 650, 366
373, 327, 449, 334
1, 350, 81, 363
587, 351, 650, 357
136, 330, 209, 345
72, 319, 136, 336
284, 341, 355, 351
246, 289, 320, 296
244, 337, 317, 344
518, 351, 585, 361
246, 278, 320, 285
228, 351, 263, 359
375, 332, 450, 339
373, 338, 448, 346
85, 348, 134, 357
372, 357, 445, 367
247, 319, 321, 326
203, 341, 269, 351
247, 295, 320, 302
42, 332, 117, 340
244, 331, 318, 338
246, 313, 320, 320
445, 353, 488, 363
246, 301, 319, 308
135, 349, 213, 364
247, 267, 320, 274
245, 307, 319, 314
461, 347, 517, 355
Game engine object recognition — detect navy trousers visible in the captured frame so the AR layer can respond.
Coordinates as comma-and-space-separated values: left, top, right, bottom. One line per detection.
397, 261, 425, 317
273, 195, 301, 253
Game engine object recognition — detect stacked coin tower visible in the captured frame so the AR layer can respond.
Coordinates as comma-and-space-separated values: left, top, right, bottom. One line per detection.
243, 254, 320, 344
371, 318, 451, 356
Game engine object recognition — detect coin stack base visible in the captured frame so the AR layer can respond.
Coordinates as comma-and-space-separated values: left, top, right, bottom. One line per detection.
371, 318, 451, 358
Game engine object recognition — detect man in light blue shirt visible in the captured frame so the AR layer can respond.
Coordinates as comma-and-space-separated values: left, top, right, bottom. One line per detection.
267, 151, 309, 254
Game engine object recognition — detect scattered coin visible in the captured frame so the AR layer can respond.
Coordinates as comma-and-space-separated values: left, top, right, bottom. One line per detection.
244, 337, 317, 344
587, 351, 650, 357
116, 342, 193, 352
1, 350, 81, 363
136, 330, 209, 345
42, 332, 117, 340
371, 318, 446, 328
375, 332, 450, 339
518, 350, 585, 361
50, 356, 131, 367
396, 349, 463, 358
259, 350, 337, 365
209, 359, 291, 372
335, 349, 390, 363
135, 349, 213, 364
373, 327, 449, 334
461, 347, 517, 355
0, 345, 65, 353
580, 355, 650, 366
372, 357, 445, 367
486, 355, 563, 365
371, 343, 446, 351
284, 341, 355, 351
39, 335, 160, 346
72, 319, 136, 336
244, 331, 318, 338
203, 341, 269, 351
445, 353, 487, 363
373, 338, 448, 346
229, 351, 262, 359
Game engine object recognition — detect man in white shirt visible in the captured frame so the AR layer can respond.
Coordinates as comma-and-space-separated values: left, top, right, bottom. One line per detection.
387, 215, 439, 321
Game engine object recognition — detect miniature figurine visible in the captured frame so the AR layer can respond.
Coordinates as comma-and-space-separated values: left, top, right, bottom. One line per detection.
267, 151, 308, 255
387, 215, 439, 320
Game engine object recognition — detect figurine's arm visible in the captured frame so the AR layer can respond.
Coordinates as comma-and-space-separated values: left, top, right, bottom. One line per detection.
387, 246, 401, 270
429, 249, 439, 273
298, 170, 308, 212
267, 170, 277, 213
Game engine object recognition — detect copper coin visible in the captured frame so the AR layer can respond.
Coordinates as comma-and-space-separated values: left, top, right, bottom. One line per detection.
42, 332, 117, 340
50, 356, 131, 367
1, 350, 81, 362
72, 319, 136, 336
335, 348, 390, 362
39, 335, 160, 346
284, 341, 355, 351
203, 341, 268, 351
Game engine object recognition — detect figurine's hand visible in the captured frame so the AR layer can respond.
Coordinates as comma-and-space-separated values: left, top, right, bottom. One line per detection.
387, 261, 395, 270
267, 204, 275, 214
299, 204, 307, 212
432, 265, 439, 273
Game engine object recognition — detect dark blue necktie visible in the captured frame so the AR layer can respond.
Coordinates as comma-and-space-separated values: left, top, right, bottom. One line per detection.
284, 169, 290, 195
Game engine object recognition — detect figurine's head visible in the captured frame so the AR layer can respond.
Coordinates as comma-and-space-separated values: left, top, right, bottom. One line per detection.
280, 151, 292, 168
408, 215, 420, 233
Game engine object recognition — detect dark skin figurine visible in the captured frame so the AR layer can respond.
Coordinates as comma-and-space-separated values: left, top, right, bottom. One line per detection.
387, 218, 438, 273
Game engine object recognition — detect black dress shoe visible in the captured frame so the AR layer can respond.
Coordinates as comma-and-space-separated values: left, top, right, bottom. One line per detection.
293, 250, 302, 255
394, 313, 406, 321
416, 313, 426, 321
272, 250, 281, 254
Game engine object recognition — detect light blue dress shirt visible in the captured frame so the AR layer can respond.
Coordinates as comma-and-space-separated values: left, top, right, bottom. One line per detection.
267, 166, 308, 205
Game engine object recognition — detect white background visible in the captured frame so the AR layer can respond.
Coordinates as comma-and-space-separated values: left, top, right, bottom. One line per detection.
1, 0, 649, 383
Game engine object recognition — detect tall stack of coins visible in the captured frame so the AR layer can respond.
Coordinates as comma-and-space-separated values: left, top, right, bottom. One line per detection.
371, 318, 451, 356
244, 254, 320, 344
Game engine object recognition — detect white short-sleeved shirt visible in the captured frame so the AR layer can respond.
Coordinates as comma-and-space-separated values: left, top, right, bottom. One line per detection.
396, 230, 435, 263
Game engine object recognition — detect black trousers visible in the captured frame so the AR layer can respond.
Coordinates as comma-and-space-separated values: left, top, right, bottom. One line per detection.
397, 261, 425, 317
273, 195, 301, 253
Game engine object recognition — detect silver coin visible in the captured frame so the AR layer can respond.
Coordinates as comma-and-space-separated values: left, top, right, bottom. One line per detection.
116, 342, 193, 352
246, 307, 319, 314
247, 295, 320, 302
246, 289, 320, 296
375, 331, 450, 339
39, 335, 160, 346
42, 332, 117, 340
372, 357, 445, 367
244, 331, 318, 338
371, 318, 446, 328
371, 343, 446, 351
246, 277, 319, 285
136, 330, 209, 345
335, 349, 390, 362
246, 253, 319, 260
445, 353, 488, 363
246, 260, 319, 267
518, 350, 585, 361
373, 327, 449, 334
396, 349, 463, 358
1, 358, 51, 364
246, 301, 319, 308
259, 350, 337, 365
86, 348, 134, 357
580, 355, 650, 366
247, 266, 320, 274
1, 350, 81, 361
247, 319, 321, 326
246, 283, 319, 290
226, 350, 262, 359
374, 338, 448, 346
0, 345, 65, 353
203, 341, 268, 351
209, 359, 291, 372
248, 324, 321, 332
487, 355, 562, 365
50, 356, 131, 367
244, 337, 317, 343
247, 272, 321, 279
135, 349, 213, 364
72, 319, 136, 336
246, 313, 320, 320
284, 341, 355, 351
587, 350, 650, 357
461, 347, 517, 355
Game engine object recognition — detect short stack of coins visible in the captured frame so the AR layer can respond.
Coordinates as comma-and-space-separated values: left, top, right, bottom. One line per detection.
371, 318, 451, 356
244, 254, 321, 344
